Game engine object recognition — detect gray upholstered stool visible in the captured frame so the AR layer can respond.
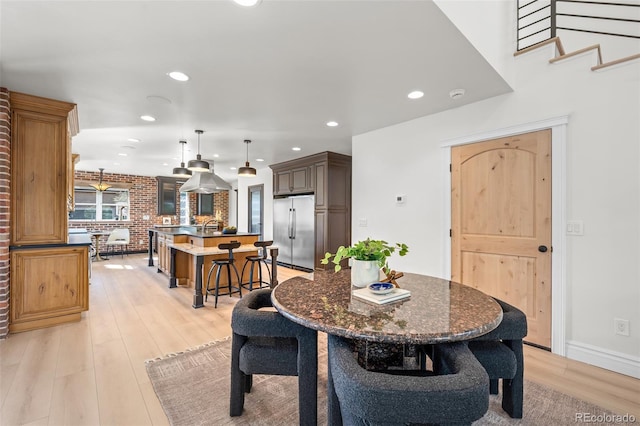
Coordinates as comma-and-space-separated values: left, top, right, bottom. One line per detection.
230, 288, 318, 426
468, 297, 527, 418
328, 334, 489, 425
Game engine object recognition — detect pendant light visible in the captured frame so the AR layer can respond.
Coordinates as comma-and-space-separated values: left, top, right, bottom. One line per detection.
172, 140, 192, 178
238, 139, 257, 177
187, 129, 210, 172
90, 168, 112, 192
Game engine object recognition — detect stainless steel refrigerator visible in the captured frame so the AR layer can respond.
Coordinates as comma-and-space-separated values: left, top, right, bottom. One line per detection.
273, 195, 315, 271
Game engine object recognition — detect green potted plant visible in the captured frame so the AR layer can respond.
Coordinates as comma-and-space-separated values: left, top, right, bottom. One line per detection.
321, 238, 409, 287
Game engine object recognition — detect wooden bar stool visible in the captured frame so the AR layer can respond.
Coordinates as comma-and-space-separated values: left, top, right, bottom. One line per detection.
240, 240, 273, 291
205, 241, 242, 308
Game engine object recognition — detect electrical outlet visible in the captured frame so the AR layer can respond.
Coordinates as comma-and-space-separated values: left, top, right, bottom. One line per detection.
614, 318, 630, 336
358, 218, 367, 227
139, 240, 143, 245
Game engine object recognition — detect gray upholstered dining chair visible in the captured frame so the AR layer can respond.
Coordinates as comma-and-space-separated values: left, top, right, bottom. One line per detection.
230, 288, 318, 426
327, 334, 489, 425
467, 298, 528, 418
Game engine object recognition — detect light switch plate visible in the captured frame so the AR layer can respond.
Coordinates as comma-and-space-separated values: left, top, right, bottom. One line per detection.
567, 220, 584, 235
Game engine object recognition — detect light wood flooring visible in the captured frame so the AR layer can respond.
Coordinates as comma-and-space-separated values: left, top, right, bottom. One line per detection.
1, 253, 638, 425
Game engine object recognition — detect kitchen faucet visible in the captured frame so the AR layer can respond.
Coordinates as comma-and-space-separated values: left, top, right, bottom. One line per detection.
201, 218, 218, 233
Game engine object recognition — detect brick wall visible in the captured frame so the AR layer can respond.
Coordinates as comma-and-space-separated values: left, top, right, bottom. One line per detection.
70, 170, 230, 253
0, 88, 10, 338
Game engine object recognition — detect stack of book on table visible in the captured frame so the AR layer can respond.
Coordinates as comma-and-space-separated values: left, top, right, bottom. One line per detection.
352, 287, 411, 305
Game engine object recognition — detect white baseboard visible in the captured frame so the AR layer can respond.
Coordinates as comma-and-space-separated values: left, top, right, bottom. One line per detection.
566, 340, 640, 379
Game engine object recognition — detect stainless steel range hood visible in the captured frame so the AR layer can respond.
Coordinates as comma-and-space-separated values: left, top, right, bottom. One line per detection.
179, 164, 231, 193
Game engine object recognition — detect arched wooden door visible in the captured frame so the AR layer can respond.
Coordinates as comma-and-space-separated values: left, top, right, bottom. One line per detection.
451, 129, 552, 348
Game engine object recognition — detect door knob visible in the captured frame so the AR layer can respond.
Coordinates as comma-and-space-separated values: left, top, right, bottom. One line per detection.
538, 245, 548, 253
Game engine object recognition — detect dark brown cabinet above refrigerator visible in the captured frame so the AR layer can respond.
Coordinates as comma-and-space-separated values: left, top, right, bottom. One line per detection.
270, 151, 351, 269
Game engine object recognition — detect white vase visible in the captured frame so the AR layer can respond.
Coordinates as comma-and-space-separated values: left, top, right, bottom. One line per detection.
350, 259, 380, 288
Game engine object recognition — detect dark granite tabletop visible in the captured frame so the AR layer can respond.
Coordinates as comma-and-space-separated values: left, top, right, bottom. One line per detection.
271, 270, 503, 344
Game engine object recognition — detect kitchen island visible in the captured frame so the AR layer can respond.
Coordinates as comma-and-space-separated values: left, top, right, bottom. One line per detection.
148, 227, 276, 308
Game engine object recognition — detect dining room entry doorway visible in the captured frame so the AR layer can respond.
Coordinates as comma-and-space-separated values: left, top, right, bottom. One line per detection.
451, 129, 552, 349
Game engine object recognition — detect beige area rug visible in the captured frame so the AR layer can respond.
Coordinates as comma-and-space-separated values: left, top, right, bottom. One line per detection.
146, 337, 617, 426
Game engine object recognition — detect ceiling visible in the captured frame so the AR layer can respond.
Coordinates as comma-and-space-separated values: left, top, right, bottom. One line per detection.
0, 0, 511, 184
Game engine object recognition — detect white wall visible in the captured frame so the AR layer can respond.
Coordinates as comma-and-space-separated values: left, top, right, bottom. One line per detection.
434, 1, 515, 86
236, 167, 274, 240
353, 46, 640, 373
227, 185, 238, 228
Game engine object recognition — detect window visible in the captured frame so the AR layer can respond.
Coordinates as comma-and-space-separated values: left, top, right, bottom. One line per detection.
197, 193, 214, 216
69, 187, 130, 221
179, 192, 190, 225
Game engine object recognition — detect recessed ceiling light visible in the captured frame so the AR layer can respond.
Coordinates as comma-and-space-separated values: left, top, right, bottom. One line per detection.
120, 145, 136, 150
162, 162, 168, 166
118, 153, 128, 157
256, 158, 264, 162
168, 71, 189, 82
140, 115, 156, 122
113, 162, 120, 166
213, 154, 219, 158
230, 166, 237, 170
449, 88, 466, 100
127, 138, 140, 143
292, 147, 301, 151
408, 90, 424, 99
326, 121, 339, 127
233, 0, 261, 6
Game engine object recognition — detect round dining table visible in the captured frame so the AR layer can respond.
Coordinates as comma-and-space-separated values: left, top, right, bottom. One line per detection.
89, 231, 111, 261
271, 270, 503, 345
272, 270, 504, 424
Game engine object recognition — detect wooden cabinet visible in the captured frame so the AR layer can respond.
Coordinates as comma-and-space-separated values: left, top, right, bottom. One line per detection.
156, 232, 188, 276
270, 152, 351, 269
10, 246, 89, 333
68, 153, 80, 211
10, 92, 78, 246
273, 165, 312, 195
9, 91, 87, 333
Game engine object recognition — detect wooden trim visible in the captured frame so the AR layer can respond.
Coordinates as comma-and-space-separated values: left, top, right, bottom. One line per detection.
514, 36, 638, 73
68, 105, 79, 137
514, 36, 566, 57
549, 44, 602, 64
269, 151, 351, 171
9, 91, 76, 117
591, 53, 640, 71
9, 312, 82, 333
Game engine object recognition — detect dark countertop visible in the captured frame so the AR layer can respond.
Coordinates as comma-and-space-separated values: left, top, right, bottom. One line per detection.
10, 233, 93, 250
271, 270, 503, 345
150, 226, 259, 239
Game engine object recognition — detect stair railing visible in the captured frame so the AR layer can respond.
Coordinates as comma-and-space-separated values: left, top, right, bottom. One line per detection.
517, 0, 640, 52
